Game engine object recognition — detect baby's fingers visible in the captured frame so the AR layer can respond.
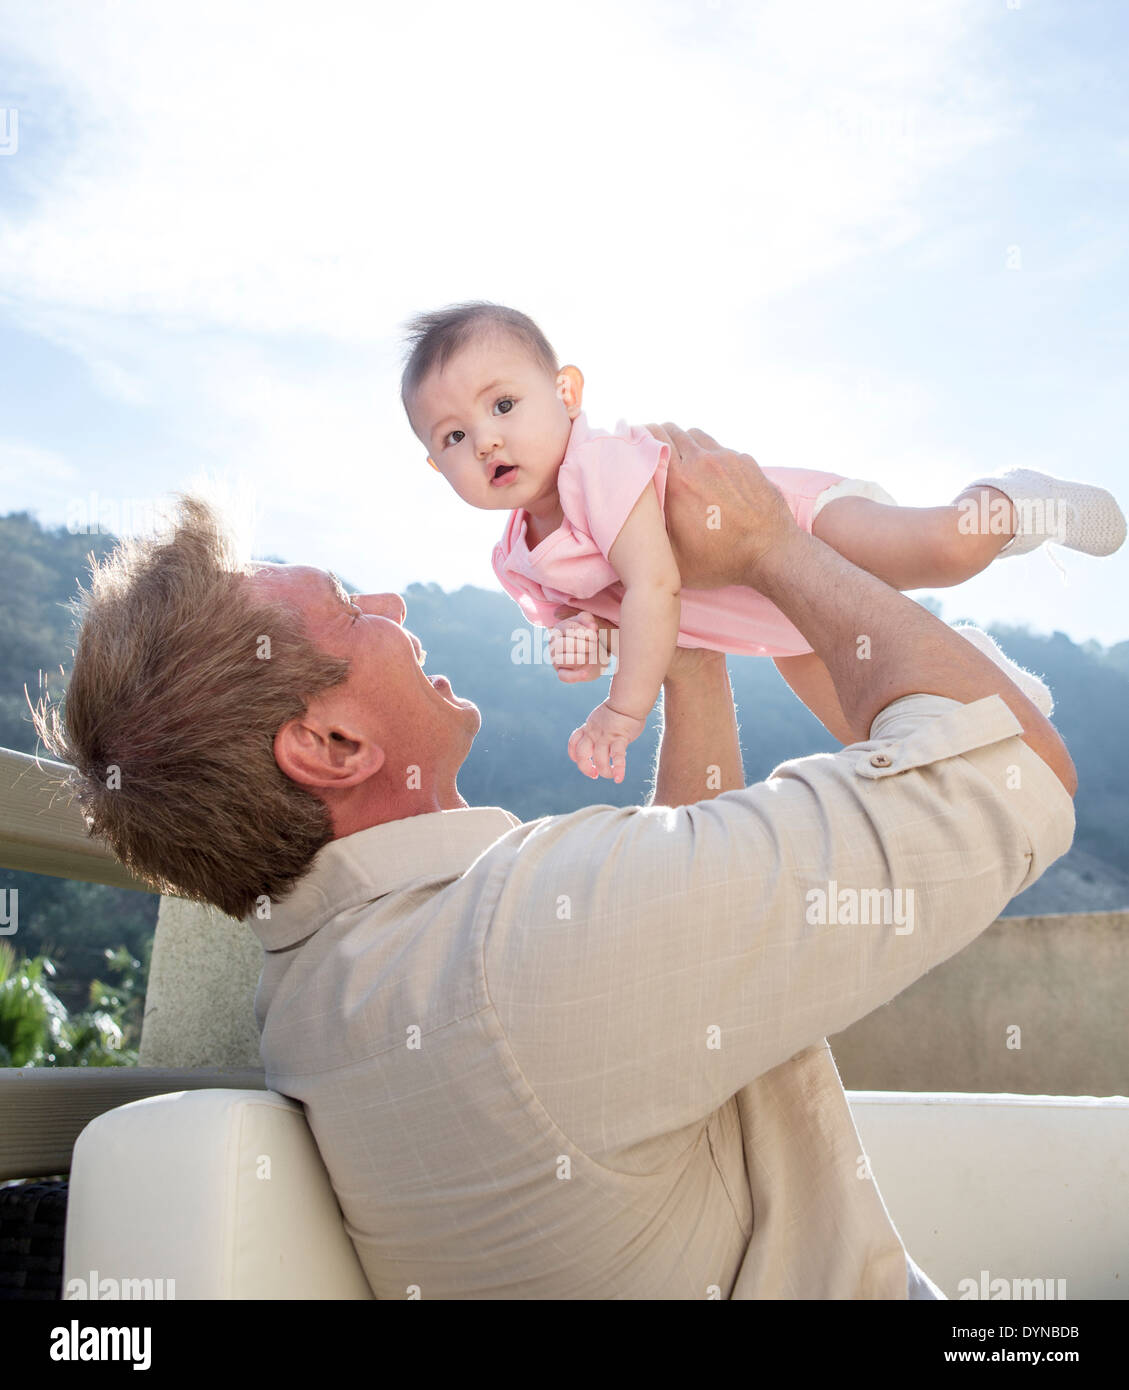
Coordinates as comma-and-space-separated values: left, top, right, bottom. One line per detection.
552, 616, 599, 668
568, 725, 599, 779
592, 734, 628, 784
589, 734, 616, 782
556, 659, 602, 683
548, 632, 570, 666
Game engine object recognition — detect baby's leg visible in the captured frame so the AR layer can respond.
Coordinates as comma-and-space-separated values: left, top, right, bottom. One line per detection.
774, 652, 855, 744
811, 487, 1016, 590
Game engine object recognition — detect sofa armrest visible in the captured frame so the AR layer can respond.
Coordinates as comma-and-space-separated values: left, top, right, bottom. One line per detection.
0, 1067, 267, 1179
64, 1088, 373, 1299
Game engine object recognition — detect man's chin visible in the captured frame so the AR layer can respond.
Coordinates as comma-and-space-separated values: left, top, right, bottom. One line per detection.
435, 676, 481, 730
454, 701, 481, 757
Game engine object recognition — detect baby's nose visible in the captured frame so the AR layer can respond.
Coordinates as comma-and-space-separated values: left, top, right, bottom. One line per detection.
476, 431, 502, 459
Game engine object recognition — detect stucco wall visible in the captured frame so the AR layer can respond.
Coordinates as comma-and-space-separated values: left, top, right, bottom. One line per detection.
830, 910, 1129, 1096
139, 896, 263, 1068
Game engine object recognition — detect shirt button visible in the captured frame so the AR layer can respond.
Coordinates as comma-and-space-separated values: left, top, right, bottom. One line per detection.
870, 752, 893, 768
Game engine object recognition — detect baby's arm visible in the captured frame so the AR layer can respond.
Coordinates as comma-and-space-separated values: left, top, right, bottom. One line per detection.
606, 485, 682, 719
566, 485, 681, 781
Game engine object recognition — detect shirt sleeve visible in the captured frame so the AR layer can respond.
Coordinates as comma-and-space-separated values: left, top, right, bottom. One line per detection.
482, 693, 1076, 1157
566, 424, 669, 560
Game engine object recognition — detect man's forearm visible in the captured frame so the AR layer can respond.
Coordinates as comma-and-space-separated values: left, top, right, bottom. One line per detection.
650, 658, 745, 807
749, 531, 1077, 793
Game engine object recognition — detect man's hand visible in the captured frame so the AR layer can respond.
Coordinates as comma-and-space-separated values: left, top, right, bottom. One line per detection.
644, 423, 800, 589
567, 700, 648, 783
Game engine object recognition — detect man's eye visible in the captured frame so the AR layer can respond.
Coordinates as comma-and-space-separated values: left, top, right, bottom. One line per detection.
494, 398, 514, 415
444, 429, 465, 447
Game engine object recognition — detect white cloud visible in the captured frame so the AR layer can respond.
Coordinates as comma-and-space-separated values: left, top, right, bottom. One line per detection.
1, 0, 1005, 346
7, 0, 1083, 614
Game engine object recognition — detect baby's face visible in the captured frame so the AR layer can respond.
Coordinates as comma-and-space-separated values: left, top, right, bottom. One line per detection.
408, 333, 575, 512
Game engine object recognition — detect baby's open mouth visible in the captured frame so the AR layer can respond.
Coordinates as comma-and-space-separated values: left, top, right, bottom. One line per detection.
491, 464, 517, 484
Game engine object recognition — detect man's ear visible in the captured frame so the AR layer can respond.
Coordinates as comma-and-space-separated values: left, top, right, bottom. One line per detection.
556, 365, 584, 419
274, 715, 386, 791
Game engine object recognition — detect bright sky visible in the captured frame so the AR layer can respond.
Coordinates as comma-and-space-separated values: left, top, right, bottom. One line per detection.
1, 0, 1126, 643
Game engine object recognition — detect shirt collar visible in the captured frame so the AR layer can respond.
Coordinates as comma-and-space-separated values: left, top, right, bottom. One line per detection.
248, 806, 522, 951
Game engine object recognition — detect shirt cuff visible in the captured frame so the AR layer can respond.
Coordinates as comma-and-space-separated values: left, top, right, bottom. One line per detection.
856, 692, 1076, 897
863, 692, 1021, 768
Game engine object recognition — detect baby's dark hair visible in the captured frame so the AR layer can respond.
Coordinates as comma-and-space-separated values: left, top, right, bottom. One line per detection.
400, 301, 559, 415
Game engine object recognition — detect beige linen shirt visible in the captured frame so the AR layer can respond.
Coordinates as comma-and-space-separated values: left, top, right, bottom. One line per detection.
251, 693, 1075, 1299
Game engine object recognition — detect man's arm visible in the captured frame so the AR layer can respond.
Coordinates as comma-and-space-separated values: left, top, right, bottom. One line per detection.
650, 424, 1076, 795
757, 529, 1076, 792
650, 649, 745, 806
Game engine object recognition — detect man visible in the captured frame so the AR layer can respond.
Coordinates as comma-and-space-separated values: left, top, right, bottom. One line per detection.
41, 426, 1076, 1299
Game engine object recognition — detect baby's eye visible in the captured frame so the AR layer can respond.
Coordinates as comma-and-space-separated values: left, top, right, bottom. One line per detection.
443, 429, 465, 447
494, 398, 514, 415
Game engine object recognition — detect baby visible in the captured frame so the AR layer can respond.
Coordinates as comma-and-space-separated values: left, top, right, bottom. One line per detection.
401, 301, 1126, 782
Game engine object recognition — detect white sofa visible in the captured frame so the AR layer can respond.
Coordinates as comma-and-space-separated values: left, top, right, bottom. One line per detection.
62, 1087, 1129, 1300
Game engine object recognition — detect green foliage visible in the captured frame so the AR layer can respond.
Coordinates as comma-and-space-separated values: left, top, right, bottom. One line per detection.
0, 510, 161, 1047
86, 945, 147, 1051
0, 511, 120, 756
0, 869, 157, 1018
0, 943, 70, 1066
0, 941, 139, 1066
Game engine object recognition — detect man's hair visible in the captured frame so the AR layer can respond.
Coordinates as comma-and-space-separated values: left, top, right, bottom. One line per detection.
34, 496, 350, 919
400, 301, 559, 418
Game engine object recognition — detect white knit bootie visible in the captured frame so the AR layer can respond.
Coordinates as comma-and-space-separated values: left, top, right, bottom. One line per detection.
957, 468, 1126, 558
953, 624, 1054, 717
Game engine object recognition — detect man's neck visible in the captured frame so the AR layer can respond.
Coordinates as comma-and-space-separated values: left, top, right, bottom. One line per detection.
327, 773, 469, 839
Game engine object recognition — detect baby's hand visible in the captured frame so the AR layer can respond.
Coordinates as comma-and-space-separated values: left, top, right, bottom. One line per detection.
568, 700, 648, 783
549, 611, 607, 683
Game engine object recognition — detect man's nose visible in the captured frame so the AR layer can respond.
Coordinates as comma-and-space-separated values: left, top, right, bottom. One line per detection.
357, 593, 406, 624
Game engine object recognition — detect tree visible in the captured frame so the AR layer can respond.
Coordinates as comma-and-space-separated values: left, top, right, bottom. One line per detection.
0, 942, 142, 1067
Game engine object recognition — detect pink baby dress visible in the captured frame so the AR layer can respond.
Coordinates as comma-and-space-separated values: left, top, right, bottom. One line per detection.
492, 412, 891, 658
